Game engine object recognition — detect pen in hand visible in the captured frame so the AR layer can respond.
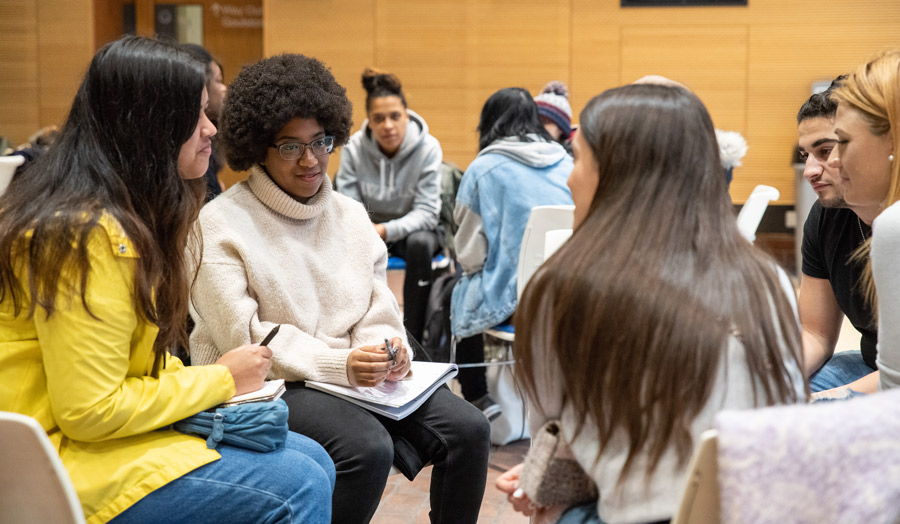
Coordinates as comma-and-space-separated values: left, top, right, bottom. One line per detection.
260, 325, 281, 347
383, 337, 397, 362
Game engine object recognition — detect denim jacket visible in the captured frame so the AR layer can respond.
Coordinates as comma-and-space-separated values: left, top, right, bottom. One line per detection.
450, 137, 573, 337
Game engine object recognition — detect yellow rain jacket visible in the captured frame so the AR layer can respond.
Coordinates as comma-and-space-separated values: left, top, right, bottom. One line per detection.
0, 217, 235, 523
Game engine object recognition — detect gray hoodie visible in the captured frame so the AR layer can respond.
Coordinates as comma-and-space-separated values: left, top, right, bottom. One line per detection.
336, 109, 442, 243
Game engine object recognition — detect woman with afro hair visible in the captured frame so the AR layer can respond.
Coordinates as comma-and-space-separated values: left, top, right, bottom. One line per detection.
188, 53, 491, 524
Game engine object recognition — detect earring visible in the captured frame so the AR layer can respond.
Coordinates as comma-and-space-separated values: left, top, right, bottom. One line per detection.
891, 154, 895, 162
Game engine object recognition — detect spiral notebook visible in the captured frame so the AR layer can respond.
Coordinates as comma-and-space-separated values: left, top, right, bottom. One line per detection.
306, 362, 458, 420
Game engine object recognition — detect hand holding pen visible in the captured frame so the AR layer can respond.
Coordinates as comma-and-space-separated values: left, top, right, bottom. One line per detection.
383, 338, 397, 362
346, 336, 409, 387
383, 336, 410, 382
214, 325, 279, 396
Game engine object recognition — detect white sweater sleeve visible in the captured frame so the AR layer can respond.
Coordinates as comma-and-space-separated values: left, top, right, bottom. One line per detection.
872, 203, 900, 390
347, 225, 411, 356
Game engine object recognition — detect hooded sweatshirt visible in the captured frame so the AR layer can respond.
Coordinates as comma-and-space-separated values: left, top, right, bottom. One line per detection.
336, 109, 443, 243
450, 136, 573, 337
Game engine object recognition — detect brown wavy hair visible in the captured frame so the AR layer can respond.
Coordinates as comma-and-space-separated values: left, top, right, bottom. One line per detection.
0, 36, 207, 375
515, 84, 804, 485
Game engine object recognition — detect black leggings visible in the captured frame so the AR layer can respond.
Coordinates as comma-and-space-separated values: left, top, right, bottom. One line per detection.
282, 383, 491, 524
454, 334, 488, 401
388, 229, 442, 342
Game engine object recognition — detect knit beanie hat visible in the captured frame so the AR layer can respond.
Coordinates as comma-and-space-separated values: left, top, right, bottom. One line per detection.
534, 81, 573, 139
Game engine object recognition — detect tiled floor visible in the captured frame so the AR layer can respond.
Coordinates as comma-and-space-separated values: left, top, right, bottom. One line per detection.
371, 438, 531, 524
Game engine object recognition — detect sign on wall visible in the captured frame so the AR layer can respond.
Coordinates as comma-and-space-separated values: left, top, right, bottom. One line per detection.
622, 0, 747, 6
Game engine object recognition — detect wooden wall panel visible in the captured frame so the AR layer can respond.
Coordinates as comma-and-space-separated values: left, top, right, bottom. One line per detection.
620, 25, 749, 132
0, 0, 92, 147
0, 1, 40, 147
36, 0, 94, 131
569, 0, 900, 204
4, 0, 899, 200
375, 0, 469, 165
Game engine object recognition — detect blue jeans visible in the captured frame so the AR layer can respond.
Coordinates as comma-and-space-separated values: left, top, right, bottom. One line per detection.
557, 503, 671, 524
557, 503, 604, 524
111, 432, 335, 524
809, 351, 874, 393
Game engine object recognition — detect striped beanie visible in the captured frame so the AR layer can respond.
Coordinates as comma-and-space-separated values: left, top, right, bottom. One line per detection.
534, 81, 573, 139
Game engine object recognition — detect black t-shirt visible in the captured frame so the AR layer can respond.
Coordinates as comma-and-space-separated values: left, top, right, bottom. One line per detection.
801, 201, 877, 369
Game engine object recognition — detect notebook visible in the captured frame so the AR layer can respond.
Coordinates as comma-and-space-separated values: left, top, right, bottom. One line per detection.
306, 362, 458, 420
220, 379, 286, 407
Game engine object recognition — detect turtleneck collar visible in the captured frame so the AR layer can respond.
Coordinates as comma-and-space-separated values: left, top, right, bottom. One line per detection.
247, 165, 331, 220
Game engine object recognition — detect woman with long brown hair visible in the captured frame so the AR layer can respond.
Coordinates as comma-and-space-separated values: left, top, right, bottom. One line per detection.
0, 36, 334, 523
497, 83, 805, 524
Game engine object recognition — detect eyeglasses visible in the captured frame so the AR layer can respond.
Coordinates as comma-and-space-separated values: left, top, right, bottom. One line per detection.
269, 136, 335, 161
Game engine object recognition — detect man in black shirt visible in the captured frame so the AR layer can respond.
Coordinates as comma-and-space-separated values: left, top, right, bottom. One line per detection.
797, 83, 883, 398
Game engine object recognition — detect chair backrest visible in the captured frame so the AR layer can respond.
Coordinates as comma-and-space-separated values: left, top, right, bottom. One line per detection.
544, 229, 573, 260
0, 155, 25, 197
516, 205, 575, 299
736, 185, 779, 243
672, 429, 720, 524
0, 411, 86, 524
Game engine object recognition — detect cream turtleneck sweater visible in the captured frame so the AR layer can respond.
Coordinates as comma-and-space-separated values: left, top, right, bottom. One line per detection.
189, 166, 408, 386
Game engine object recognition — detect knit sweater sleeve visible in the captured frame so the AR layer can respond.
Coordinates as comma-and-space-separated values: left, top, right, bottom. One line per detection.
347, 216, 412, 356
873, 203, 900, 391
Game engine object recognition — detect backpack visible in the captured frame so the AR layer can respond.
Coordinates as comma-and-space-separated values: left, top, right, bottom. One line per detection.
420, 269, 461, 363
439, 161, 464, 258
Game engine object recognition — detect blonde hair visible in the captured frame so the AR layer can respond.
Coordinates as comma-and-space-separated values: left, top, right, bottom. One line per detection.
831, 49, 900, 313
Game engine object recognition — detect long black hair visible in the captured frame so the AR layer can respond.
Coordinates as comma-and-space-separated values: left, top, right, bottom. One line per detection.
476, 87, 554, 151
0, 35, 207, 373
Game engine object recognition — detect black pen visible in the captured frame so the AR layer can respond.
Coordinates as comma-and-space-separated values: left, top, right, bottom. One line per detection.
260, 325, 281, 346
383, 337, 397, 362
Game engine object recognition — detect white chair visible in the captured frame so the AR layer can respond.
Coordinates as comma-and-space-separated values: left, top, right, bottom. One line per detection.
0, 411, 85, 524
736, 185, 779, 243
544, 228, 573, 260
514, 205, 576, 300
672, 429, 720, 524
0, 155, 25, 197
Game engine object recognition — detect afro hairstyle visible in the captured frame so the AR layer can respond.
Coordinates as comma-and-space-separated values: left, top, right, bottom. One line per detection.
219, 54, 353, 171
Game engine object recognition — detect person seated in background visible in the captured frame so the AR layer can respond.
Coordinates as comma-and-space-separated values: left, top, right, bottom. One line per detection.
336, 68, 443, 343
188, 53, 490, 524
451, 87, 573, 420
181, 43, 228, 203
827, 50, 900, 393
535, 80, 574, 155
795, 77, 882, 400
496, 84, 806, 524
7, 125, 59, 177
0, 36, 334, 524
